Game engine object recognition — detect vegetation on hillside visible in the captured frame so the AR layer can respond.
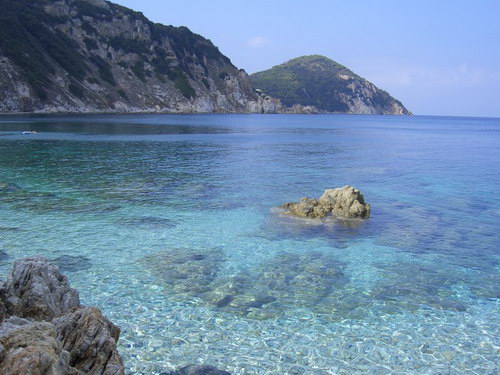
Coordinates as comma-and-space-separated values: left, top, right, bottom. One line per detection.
251, 55, 407, 113
0, 0, 238, 102
0, 0, 87, 99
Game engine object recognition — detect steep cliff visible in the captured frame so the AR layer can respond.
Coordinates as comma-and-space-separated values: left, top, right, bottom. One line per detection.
250, 55, 411, 115
0, 0, 281, 113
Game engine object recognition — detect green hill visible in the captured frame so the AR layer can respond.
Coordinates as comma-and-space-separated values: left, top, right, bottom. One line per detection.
250, 55, 410, 114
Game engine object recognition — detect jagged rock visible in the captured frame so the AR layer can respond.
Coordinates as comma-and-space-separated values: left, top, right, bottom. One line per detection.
0, 258, 125, 374
53, 307, 124, 375
255, 252, 346, 308
281, 185, 370, 219
4, 257, 80, 320
0, 318, 73, 375
281, 198, 330, 219
0, 250, 9, 261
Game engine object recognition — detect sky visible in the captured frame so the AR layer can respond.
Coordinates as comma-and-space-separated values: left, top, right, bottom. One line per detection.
113, 0, 500, 117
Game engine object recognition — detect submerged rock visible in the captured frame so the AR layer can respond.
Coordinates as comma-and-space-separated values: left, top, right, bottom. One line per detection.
203, 252, 346, 318
170, 365, 231, 375
281, 185, 370, 219
371, 262, 468, 313
0, 182, 22, 193
117, 216, 177, 229
142, 248, 225, 295
52, 255, 93, 273
255, 252, 346, 308
53, 307, 124, 374
0, 257, 125, 374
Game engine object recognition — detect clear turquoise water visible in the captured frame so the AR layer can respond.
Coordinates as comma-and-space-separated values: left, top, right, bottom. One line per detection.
0, 114, 498, 374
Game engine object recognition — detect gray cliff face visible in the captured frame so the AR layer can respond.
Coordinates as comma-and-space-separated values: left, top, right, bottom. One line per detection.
0, 0, 281, 113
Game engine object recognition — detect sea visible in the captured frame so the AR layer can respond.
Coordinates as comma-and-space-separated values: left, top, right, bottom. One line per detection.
0, 114, 498, 374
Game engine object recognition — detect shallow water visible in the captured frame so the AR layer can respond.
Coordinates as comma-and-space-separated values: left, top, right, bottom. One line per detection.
0, 114, 498, 374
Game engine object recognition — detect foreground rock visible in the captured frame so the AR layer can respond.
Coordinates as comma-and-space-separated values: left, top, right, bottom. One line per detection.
0, 257, 124, 375
281, 185, 370, 219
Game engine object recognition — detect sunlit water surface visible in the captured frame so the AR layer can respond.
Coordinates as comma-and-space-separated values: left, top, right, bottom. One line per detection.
0, 114, 498, 374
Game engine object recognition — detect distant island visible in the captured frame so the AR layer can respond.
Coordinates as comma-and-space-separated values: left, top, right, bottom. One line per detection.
251, 55, 411, 115
0, 0, 409, 115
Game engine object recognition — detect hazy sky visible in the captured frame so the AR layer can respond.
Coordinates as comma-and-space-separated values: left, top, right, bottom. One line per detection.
113, 0, 500, 117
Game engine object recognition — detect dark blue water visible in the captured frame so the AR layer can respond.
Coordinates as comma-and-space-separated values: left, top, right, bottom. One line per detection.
0, 114, 498, 374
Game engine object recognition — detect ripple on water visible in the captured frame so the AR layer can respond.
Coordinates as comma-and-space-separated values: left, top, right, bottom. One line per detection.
1, 115, 499, 374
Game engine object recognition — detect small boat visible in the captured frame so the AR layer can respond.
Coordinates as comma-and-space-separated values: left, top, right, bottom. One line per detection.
22, 130, 37, 134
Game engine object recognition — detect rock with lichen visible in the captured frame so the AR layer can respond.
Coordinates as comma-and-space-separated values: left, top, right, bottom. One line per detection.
281, 185, 370, 219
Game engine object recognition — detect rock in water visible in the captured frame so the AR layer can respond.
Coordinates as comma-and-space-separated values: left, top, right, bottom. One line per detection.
4, 257, 80, 320
52, 255, 93, 273
281, 198, 329, 219
0, 257, 125, 374
319, 186, 371, 218
142, 248, 225, 295
281, 185, 370, 219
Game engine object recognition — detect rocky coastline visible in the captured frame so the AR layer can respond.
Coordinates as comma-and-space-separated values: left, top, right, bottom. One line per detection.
0, 257, 230, 375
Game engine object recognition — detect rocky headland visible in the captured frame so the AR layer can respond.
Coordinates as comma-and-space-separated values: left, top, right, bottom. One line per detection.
251, 55, 411, 115
281, 185, 371, 219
